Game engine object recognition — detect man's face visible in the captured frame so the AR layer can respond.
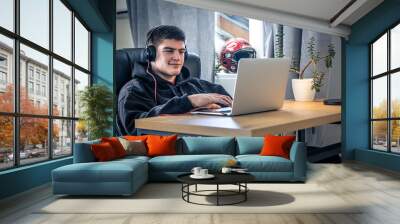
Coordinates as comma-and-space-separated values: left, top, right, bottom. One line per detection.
152, 39, 186, 77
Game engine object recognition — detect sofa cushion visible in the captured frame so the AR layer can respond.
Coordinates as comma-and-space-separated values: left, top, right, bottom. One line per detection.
118, 137, 147, 156
236, 155, 293, 172
148, 154, 235, 172
180, 137, 235, 155
260, 135, 296, 159
147, 135, 178, 157
91, 142, 118, 161
101, 137, 127, 158
52, 158, 147, 183
123, 135, 148, 141
236, 137, 264, 155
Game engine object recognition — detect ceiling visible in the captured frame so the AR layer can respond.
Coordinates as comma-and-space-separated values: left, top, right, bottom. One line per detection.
228, 0, 352, 23
166, 0, 384, 37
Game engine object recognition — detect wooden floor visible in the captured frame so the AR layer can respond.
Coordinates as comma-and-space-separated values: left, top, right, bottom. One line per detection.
1, 161, 400, 224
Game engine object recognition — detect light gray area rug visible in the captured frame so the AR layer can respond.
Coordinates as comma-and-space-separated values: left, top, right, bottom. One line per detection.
38, 183, 362, 214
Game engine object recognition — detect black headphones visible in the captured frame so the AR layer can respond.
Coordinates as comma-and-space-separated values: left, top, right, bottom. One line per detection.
144, 25, 188, 62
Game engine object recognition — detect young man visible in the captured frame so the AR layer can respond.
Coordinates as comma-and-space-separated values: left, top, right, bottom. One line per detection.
117, 25, 232, 135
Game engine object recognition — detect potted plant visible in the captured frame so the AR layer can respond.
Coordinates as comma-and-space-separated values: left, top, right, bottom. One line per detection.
290, 37, 336, 101
79, 84, 113, 140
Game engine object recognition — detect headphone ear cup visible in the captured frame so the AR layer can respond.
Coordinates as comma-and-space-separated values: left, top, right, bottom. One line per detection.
146, 45, 156, 61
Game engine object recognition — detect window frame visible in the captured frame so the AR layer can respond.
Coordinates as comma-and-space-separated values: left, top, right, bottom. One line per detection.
369, 19, 400, 154
0, 0, 92, 171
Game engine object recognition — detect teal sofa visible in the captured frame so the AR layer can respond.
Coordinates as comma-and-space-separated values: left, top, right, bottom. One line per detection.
52, 137, 306, 196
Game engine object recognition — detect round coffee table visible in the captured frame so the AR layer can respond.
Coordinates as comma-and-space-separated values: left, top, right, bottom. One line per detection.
177, 173, 255, 206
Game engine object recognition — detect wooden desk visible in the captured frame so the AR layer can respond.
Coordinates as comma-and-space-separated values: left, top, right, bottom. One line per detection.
135, 100, 341, 137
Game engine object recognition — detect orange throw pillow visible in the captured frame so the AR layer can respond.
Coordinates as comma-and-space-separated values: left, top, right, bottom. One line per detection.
101, 137, 126, 158
259, 135, 296, 159
146, 135, 178, 157
91, 142, 118, 161
124, 135, 149, 142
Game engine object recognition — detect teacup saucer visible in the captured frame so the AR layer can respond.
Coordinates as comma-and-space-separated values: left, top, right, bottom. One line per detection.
190, 174, 215, 179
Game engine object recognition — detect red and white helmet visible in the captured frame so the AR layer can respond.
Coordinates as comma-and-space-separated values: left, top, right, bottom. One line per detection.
219, 38, 256, 73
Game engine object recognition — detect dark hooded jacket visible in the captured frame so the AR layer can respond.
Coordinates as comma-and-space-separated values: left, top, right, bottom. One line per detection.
116, 62, 230, 135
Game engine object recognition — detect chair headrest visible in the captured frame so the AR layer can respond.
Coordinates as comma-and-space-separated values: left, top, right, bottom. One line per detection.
115, 48, 201, 96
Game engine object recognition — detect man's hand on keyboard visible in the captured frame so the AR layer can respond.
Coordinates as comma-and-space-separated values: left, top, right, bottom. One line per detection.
188, 93, 232, 108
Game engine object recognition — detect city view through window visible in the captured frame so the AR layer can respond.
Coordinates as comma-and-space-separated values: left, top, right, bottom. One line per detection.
0, 0, 91, 170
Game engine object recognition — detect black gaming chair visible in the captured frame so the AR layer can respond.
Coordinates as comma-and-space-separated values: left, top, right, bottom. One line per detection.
114, 48, 201, 135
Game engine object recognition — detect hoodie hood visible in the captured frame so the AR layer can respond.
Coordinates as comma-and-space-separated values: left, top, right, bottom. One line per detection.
132, 62, 191, 86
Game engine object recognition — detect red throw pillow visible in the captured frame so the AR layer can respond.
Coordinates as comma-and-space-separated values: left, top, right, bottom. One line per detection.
259, 135, 296, 159
101, 137, 126, 158
91, 142, 118, 161
124, 135, 149, 142
146, 135, 178, 157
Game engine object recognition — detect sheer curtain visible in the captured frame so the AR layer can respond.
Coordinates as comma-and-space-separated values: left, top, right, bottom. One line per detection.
264, 22, 342, 148
126, 0, 215, 81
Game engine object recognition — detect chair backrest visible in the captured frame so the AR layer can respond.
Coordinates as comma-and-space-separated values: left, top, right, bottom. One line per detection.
115, 48, 201, 96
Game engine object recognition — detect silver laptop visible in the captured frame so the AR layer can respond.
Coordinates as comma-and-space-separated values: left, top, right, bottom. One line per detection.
191, 58, 290, 116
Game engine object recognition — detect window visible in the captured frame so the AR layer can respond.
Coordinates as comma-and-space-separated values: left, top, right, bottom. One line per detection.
28, 67, 34, 80
75, 17, 89, 70
0, 0, 14, 32
35, 70, 41, 81
0, 0, 91, 170
0, 71, 6, 85
370, 23, 400, 154
36, 83, 40, 95
42, 85, 46, 97
20, 0, 49, 49
28, 81, 34, 94
0, 54, 8, 88
0, 54, 7, 67
53, 0, 72, 60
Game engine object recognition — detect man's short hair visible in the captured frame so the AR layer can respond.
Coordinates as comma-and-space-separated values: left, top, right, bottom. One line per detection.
146, 25, 186, 47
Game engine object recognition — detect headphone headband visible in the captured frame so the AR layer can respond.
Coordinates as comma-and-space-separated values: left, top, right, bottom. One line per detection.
146, 25, 167, 48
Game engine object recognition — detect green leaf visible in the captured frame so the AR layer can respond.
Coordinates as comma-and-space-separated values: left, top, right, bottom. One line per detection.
79, 84, 113, 140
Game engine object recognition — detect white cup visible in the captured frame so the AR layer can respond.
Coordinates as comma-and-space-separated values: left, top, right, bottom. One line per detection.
221, 167, 232, 174
200, 169, 208, 176
191, 167, 202, 176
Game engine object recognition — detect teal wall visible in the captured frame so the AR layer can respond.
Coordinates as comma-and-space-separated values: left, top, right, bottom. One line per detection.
0, 0, 115, 200
0, 158, 72, 199
345, 0, 400, 171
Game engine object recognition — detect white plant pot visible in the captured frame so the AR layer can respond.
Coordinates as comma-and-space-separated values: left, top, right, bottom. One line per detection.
292, 78, 316, 101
